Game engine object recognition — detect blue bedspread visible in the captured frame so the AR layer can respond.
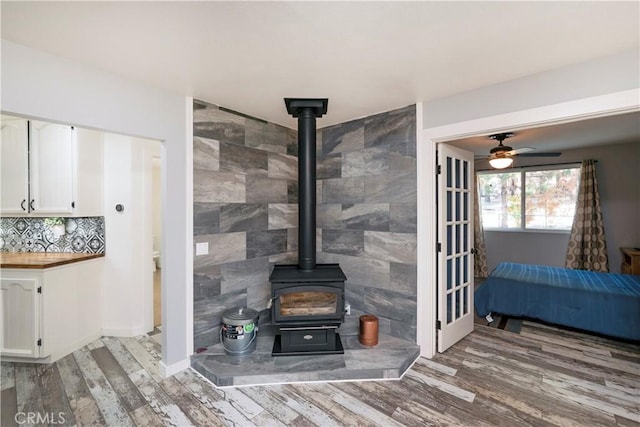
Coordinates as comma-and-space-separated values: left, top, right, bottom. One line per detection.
474, 262, 640, 341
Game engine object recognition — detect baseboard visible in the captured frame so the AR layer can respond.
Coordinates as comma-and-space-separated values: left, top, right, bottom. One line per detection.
102, 325, 149, 337
0, 354, 52, 364
160, 358, 190, 377
1, 331, 102, 364
49, 331, 103, 363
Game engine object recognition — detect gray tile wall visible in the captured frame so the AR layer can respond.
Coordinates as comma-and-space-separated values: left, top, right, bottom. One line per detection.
193, 100, 297, 351
317, 104, 417, 341
192, 100, 417, 350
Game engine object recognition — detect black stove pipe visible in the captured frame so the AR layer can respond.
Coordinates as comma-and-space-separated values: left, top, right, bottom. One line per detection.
297, 108, 316, 271
284, 98, 328, 272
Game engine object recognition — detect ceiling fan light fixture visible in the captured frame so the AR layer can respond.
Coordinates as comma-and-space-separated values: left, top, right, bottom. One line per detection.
489, 157, 513, 169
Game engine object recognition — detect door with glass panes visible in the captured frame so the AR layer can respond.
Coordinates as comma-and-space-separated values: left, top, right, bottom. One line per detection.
437, 144, 474, 352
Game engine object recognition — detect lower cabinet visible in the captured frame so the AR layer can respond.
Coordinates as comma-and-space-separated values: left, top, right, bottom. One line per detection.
0, 277, 41, 358
0, 259, 103, 363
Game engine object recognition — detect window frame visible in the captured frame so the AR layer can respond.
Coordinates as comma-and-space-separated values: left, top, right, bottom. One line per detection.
477, 163, 581, 233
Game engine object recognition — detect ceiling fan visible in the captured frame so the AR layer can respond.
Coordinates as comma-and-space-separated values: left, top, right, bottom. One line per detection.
479, 132, 562, 169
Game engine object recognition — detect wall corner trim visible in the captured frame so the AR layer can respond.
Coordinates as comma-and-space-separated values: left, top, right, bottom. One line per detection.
159, 358, 191, 378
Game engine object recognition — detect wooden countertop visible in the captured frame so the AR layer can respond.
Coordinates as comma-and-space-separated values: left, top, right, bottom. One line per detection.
0, 252, 104, 269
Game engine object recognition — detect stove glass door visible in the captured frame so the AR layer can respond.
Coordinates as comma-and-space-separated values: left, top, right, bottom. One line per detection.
279, 291, 338, 317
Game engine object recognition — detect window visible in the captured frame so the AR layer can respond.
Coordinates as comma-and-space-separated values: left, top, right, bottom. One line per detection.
478, 165, 580, 231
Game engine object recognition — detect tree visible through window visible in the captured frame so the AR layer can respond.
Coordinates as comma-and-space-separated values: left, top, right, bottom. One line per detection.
478, 172, 521, 229
478, 166, 580, 231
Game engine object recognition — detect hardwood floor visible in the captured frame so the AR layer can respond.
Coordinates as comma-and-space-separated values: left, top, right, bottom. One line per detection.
2, 322, 638, 426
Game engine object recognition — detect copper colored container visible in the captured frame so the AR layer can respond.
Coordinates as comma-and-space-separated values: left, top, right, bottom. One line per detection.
359, 314, 379, 346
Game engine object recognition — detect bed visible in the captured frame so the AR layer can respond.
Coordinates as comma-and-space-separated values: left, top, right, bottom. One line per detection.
474, 262, 640, 341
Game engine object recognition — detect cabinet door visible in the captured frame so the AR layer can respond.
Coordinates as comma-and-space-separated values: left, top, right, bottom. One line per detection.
0, 277, 41, 358
29, 121, 75, 214
0, 116, 29, 214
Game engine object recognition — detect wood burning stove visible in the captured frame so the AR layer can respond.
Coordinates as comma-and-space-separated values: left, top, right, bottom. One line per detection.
271, 264, 346, 355
270, 98, 347, 356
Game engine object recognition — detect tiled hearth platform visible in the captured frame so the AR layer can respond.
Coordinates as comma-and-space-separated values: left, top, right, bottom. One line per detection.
190, 317, 420, 387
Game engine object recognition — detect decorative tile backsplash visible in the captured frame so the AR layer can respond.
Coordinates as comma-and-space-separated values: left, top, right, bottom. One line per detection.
0, 217, 105, 254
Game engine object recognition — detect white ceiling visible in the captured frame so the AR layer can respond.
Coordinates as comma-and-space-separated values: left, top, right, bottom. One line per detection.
1, 1, 639, 129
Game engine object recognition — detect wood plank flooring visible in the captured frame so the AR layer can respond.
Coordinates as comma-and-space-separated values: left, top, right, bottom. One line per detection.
1, 322, 638, 426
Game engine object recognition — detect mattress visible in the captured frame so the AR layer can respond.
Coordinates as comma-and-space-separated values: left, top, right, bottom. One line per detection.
474, 262, 640, 341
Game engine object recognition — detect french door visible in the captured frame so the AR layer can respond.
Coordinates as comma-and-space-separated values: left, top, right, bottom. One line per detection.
437, 144, 474, 352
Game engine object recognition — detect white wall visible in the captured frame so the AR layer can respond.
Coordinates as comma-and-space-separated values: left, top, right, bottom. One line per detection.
103, 134, 135, 334
483, 232, 570, 272
1, 39, 192, 374
102, 134, 158, 336
74, 127, 104, 216
423, 49, 640, 129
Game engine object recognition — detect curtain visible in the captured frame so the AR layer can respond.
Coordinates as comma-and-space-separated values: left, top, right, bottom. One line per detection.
565, 160, 609, 272
473, 173, 489, 278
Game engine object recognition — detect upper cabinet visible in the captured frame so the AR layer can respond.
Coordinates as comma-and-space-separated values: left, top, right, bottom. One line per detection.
29, 120, 75, 214
0, 117, 29, 214
0, 115, 103, 217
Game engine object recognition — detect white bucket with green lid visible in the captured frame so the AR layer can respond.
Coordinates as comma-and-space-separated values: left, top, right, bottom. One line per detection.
220, 307, 259, 356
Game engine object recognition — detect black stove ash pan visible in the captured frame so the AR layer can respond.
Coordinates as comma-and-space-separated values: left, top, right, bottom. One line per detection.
284, 98, 328, 272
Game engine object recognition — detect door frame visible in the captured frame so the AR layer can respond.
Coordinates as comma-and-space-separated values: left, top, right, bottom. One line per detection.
416, 88, 640, 359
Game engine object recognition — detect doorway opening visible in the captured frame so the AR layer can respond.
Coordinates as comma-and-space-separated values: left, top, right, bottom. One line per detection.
417, 90, 640, 358
152, 154, 162, 330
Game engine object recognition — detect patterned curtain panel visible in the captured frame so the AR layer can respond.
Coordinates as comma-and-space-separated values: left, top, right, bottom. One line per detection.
565, 160, 609, 272
473, 173, 489, 278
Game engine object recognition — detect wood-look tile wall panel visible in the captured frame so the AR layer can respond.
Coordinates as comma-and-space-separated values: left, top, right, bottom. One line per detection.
318, 104, 417, 341
192, 99, 296, 350
343, 203, 390, 231
193, 100, 417, 349
219, 204, 267, 233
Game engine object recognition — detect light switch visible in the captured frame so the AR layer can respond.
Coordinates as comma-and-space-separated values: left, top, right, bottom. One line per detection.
195, 242, 209, 256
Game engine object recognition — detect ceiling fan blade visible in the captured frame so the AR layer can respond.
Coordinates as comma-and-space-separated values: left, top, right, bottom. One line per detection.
505, 147, 535, 155
517, 152, 562, 157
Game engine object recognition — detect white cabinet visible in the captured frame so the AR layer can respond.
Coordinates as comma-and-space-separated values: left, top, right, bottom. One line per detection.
29, 120, 75, 214
0, 259, 103, 363
0, 115, 103, 216
0, 277, 42, 358
0, 116, 29, 214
